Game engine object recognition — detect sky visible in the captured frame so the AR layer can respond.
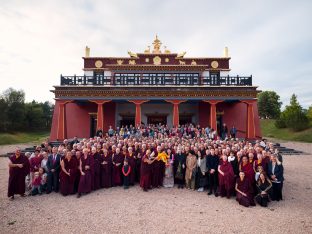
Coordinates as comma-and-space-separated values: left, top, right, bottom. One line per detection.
0, 0, 311, 108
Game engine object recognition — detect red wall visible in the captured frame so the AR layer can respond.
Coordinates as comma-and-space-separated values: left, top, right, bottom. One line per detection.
65, 102, 97, 139
50, 101, 116, 141
49, 101, 60, 141
198, 101, 210, 127
103, 101, 116, 131
220, 102, 261, 138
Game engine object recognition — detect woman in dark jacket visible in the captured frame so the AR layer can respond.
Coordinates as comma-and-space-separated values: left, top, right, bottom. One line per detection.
267, 154, 284, 201
255, 172, 272, 207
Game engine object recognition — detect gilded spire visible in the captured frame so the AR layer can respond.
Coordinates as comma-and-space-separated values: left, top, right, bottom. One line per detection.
85, 46, 90, 57
152, 35, 162, 54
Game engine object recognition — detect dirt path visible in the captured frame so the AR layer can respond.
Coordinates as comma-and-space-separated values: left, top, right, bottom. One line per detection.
0, 154, 311, 234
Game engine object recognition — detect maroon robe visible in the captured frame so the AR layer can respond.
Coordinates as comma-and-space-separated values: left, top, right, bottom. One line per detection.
60, 157, 77, 195
240, 162, 255, 189
112, 153, 124, 186
30, 155, 43, 172
218, 160, 235, 197
78, 155, 94, 193
91, 152, 101, 190
236, 177, 255, 207
125, 153, 136, 185
100, 153, 112, 188
140, 154, 151, 190
8, 154, 30, 197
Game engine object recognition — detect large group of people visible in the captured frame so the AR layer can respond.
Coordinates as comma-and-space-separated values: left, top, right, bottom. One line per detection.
8, 124, 284, 208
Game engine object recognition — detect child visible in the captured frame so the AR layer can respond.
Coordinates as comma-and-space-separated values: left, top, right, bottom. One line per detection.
39, 167, 47, 192
122, 159, 131, 189
31, 171, 42, 195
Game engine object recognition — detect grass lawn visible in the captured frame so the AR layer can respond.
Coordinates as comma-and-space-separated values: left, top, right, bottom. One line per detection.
0, 131, 50, 145
260, 119, 312, 143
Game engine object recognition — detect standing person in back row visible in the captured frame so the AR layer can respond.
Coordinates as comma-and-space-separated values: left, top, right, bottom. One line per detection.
8, 148, 30, 200
221, 123, 228, 140
46, 147, 61, 193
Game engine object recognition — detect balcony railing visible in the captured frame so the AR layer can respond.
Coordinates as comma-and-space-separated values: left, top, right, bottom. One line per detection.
60, 75, 252, 86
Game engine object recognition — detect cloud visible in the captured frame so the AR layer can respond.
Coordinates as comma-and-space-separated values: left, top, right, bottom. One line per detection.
0, 0, 311, 108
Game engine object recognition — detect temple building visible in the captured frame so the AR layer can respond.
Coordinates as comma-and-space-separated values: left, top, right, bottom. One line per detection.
50, 36, 261, 140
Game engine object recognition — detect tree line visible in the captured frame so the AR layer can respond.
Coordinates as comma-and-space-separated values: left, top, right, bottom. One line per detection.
258, 91, 312, 131
0, 88, 54, 132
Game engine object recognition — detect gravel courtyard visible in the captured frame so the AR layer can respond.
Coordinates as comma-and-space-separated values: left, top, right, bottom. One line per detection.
0, 143, 312, 234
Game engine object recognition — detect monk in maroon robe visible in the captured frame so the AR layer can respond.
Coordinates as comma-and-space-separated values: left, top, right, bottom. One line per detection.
77, 149, 94, 198
218, 155, 235, 198
112, 148, 124, 186
239, 156, 255, 191
100, 149, 112, 188
73, 150, 81, 193
8, 149, 30, 200
91, 147, 101, 190
60, 151, 77, 196
30, 150, 43, 171
235, 172, 256, 207
140, 150, 153, 191
125, 147, 136, 185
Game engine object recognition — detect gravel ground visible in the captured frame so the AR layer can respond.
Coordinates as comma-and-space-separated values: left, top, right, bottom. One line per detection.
0, 153, 312, 234
0, 144, 35, 156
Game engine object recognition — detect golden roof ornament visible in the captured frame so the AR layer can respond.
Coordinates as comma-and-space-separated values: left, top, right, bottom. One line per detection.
152, 35, 162, 54
164, 46, 171, 54
223, 46, 229, 57
85, 46, 90, 57
144, 46, 151, 54
176, 51, 186, 58
128, 51, 138, 58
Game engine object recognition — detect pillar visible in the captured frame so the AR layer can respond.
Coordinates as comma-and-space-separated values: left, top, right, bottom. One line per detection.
128, 100, 149, 127
203, 100, 223, 132
56, 100, 73, 140
241, 100, 256, 139
165, 100, 186, 127
89, 100, 112, 131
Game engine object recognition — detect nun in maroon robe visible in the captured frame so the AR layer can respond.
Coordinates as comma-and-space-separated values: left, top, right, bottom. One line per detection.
73, 150, 81, 193
240, 156, 255, 191
112, 148, 124, 186
100, 149, 112, 188
134, 145, 142, 183
140, 150, 152, 191
125, 147, 136, 185
60, 151, 77, 196
218, 155, 235, 198
77, 149, 94, 197
91, 147, 101, 190
235, 172, 256, 207
8, 149, 30, 199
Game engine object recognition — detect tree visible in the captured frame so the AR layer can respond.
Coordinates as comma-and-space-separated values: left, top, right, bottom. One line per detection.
276, 94, 310, 131
0, 97, 9, 131
3, 88, 26, 131
25, 101, 45, 129
257, 91, 282, 119
307, 105, 312, 121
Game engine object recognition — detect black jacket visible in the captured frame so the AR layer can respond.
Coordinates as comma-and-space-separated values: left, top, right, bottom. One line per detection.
206, 154, 219, 171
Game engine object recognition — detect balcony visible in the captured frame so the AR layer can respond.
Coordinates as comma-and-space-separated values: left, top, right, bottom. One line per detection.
60, 74, 252, 86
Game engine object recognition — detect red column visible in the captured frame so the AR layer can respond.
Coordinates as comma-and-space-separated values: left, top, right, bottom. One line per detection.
241, 100, 256, 139
56, 100, 73, 140
203, 100, 223, 131
128, 100, 149, 127
165, 100, 186, 127
89, 100, 112, 131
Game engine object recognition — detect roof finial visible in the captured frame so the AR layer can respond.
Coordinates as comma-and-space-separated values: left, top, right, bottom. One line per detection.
152, 34, 162, 54
223, 46, 229, 57
85, 46, 90, 57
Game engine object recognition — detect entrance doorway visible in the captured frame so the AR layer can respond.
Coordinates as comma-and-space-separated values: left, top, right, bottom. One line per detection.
90, 114, 97, 137
120, 115, 135, 127
216, 114, 223, 135
179, 114, 193, 125
147, 115, 167, 125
